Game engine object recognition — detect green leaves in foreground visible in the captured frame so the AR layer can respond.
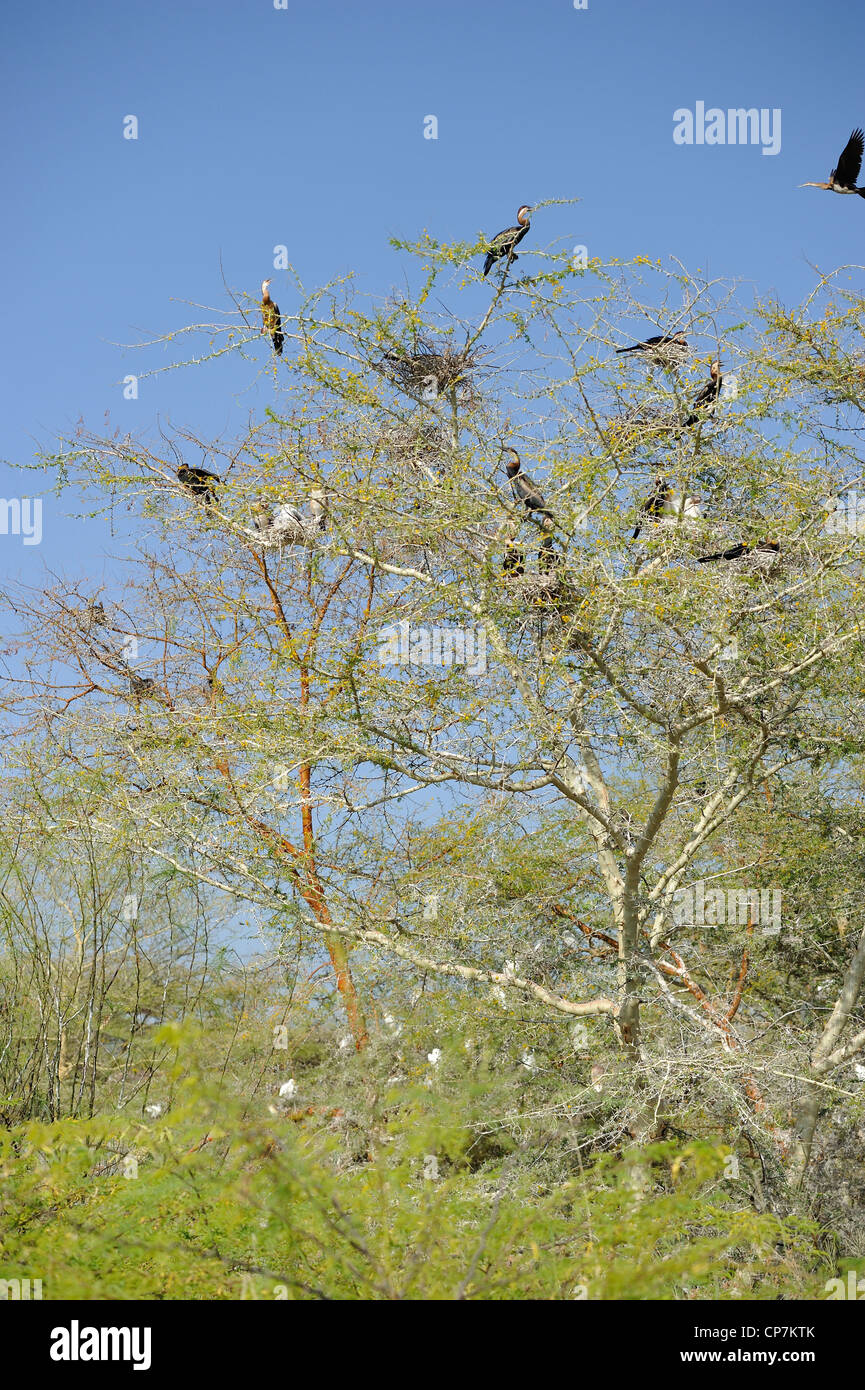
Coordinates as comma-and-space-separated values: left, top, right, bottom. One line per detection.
0, 1040, 825, 1301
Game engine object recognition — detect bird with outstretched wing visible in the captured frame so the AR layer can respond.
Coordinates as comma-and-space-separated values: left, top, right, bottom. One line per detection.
800, 128, 865, 196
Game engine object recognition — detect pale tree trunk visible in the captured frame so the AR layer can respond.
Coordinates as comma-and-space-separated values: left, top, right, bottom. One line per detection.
789, 922, 865, 1189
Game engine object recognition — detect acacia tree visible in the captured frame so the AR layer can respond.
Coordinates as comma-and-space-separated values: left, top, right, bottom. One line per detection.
10, 233, 865, 1189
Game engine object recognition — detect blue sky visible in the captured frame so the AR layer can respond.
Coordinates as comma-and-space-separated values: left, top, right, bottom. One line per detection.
2, 0, 865, 587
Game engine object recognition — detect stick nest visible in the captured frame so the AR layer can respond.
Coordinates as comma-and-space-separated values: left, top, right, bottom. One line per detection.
377, 339, 480, 396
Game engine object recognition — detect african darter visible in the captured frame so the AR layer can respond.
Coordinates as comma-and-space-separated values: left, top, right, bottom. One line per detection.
483, 206, 532, 277
684, 361, 722, 427
616, 331, 688, 356
254, 489, 328, 541
502, 447, 553, 520
261, 279, 284, 355
698, 540, 780, 564
799, 129, 865, 198
502, 541, 525, 577
177, 464, 220, 503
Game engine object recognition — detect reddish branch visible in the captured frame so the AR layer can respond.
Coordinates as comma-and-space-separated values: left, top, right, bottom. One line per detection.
551, 902, 765, 1111
215, 550, 369, 1049
211, 750, 368, 1051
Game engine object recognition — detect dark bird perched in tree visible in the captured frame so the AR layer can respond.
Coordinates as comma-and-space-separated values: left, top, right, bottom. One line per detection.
698, 540, 780, 564
616, 331, 688, 355
537, 533, 585, 637
683, 361, 723, 427
538, 525, 569, 580
79, 598, 106, 630
538, 532, 560, 574
502, 447, 553, 520
128, 671, 156, 698
534, 534, 584, 628
799, 128, 865, 197
177, 464, 220, 503
633, 478, 670, 539
632, 480, 702, 539
502, 542, 525, 577
261, 279, 284, 355
483, 205, 532, 277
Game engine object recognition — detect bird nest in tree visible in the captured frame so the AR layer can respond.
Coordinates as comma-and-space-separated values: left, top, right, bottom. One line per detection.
645, 341, 691, 369
377, 339, 480, 396
380, 421, 450, 478
382, 421, 448, 455
710, 550, 783, 582
504, 570, 589, 640
507, 571, 570, 603
609, 405, 677, 443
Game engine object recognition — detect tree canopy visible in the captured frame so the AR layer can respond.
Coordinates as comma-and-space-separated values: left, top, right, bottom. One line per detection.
3, 230, 865, 1299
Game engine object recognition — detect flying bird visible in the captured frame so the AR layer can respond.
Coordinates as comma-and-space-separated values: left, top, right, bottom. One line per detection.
633, 479, 701, 539
616, 331, 688, 355
483, 205, 532, 278
177, 464, 220, 503
683, 361, 723, 427
502, 447, 553, 520
261, 279, 284, 355
799, 128, 865, 197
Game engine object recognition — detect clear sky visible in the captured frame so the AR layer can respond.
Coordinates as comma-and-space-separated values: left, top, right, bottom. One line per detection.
2, 0, 865, 587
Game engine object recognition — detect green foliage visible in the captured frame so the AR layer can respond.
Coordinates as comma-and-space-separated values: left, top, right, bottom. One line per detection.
0, 1029, 827, 1301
